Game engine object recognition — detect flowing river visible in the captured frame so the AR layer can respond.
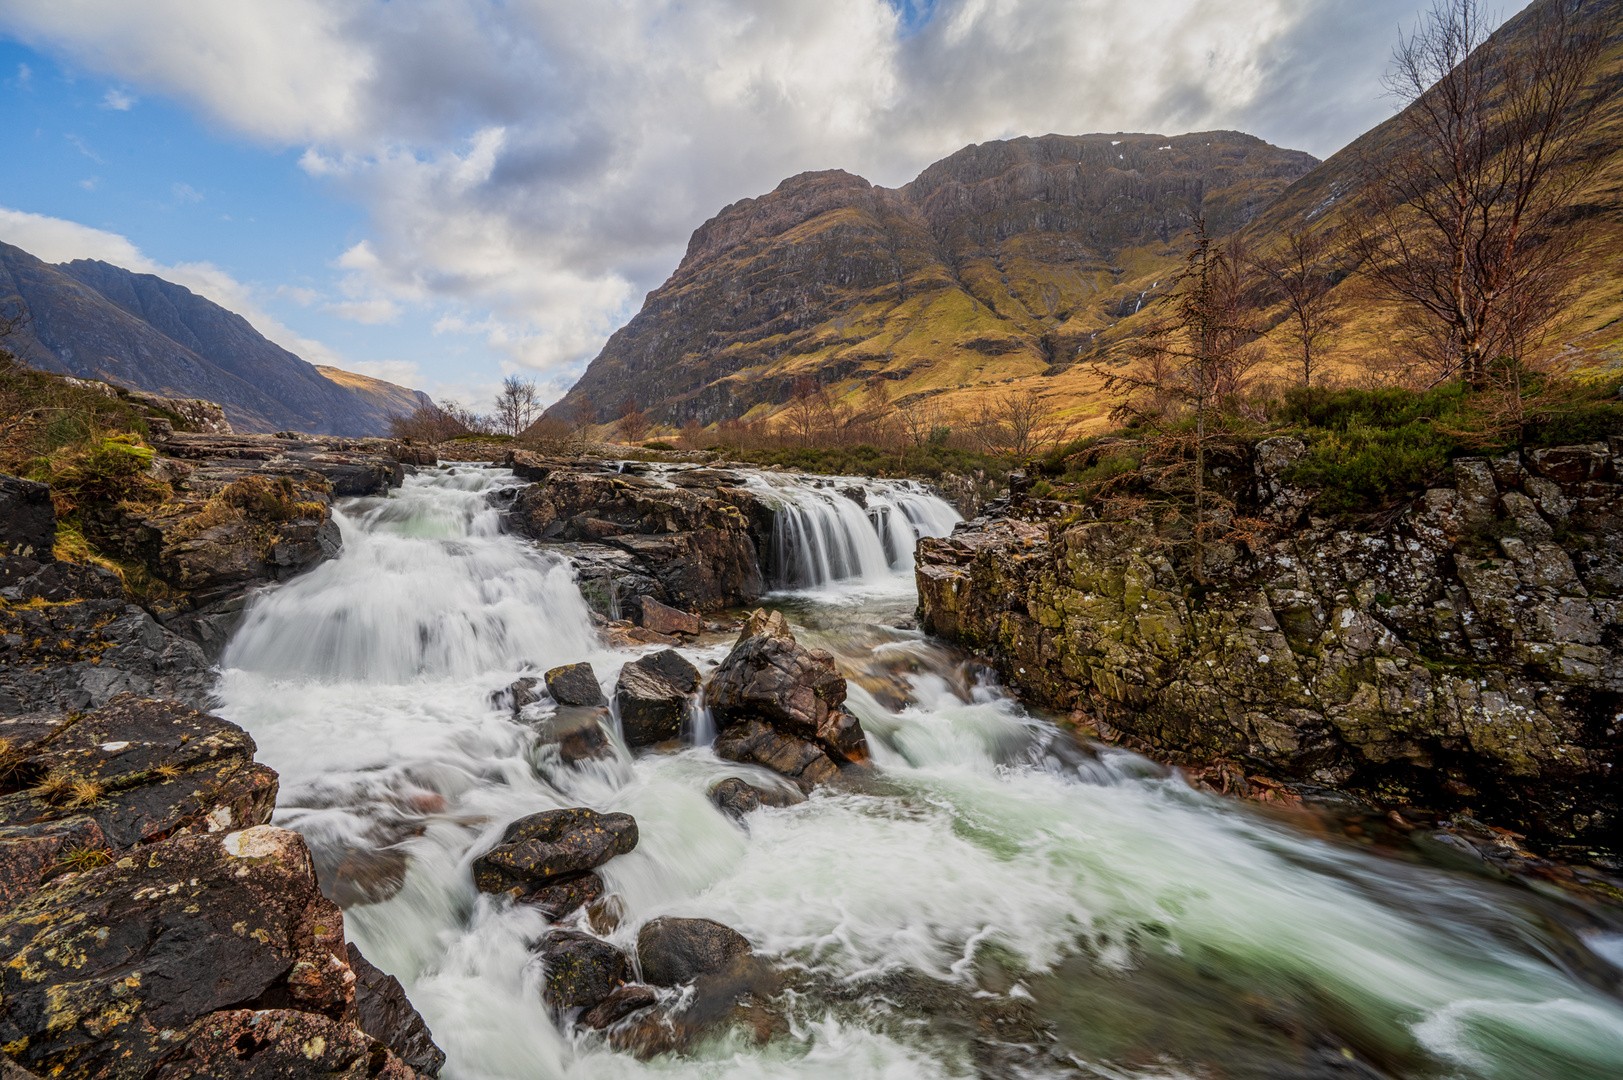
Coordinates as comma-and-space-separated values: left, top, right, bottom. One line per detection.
211, 466, 1623, 1080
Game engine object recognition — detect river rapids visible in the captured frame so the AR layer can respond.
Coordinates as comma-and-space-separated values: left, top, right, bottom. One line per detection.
211, 466, 1623, 1080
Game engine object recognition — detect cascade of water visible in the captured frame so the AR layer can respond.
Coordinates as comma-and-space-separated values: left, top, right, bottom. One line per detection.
210, 465, 1623, 1080
751, 475, 960, 589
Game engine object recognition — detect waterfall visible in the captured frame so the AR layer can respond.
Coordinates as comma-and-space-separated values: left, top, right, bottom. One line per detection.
753, 475, 960, 589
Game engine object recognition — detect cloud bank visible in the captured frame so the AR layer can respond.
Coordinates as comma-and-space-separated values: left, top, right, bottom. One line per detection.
1, 0, 1471, 392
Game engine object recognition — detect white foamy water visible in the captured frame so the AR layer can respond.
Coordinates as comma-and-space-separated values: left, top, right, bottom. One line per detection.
213, 467, 1623, 1080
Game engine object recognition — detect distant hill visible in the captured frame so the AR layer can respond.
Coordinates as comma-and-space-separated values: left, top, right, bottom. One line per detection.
0, 242, 428, 435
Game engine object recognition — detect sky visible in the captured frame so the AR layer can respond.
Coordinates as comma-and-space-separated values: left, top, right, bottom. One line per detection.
0, 0, 1528, 412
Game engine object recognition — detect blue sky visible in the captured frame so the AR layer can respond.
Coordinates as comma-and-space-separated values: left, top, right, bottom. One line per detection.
0, 0, 1502, 414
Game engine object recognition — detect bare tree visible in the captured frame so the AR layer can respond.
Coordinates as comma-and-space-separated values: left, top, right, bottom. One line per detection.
679, 418, 707, 449
784, 376, 826, 447
388, 400, 483, 443
1251, 228, 1344, 386
1092, 219, 1262, 581
617, 397, 649, 443
969, 389, 1075, 459
1345, 0, 1613, 385
493, 375, 542, 436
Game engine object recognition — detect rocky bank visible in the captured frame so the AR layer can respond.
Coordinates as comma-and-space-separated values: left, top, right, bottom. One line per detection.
918, 439, 1623, 854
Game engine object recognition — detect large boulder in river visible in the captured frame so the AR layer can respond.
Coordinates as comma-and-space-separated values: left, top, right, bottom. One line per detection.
633, 596, 703, 636
708, 776, 805, 820
533, 929, 628, 1010
545, 662, 605, 707
471, 807, 637, 896
714, 720, 840, 793
614, 650, 700, 747
636, 917, 754, 987
708, 610, 869, 770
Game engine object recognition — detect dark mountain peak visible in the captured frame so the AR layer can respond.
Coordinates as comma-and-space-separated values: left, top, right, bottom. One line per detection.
680, 169, 880, 271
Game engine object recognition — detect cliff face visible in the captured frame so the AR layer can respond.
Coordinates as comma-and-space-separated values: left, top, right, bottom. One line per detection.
0, 243, 427, 435
917, 440, 1623, 852
545, 132, 1318, 426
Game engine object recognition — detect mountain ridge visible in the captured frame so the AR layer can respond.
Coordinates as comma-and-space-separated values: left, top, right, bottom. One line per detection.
0, 242, 428, 435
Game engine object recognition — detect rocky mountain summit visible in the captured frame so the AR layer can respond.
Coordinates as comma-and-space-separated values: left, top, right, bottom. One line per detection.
545, 131, 1317, 428
917, 439, 1623, 856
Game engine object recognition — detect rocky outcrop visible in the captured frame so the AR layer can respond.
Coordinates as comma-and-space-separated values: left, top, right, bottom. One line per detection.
347, 944, 448, 1077
917, 441, 1623, 850
544, 663, 605, 707
0, 476, 53, 560
501, 455, 766, 612
0, 695, 441, 1078
709, 610, 870, 767
707, 777, 805, 820
534, 930, 628, 1011
636, 917, 755, 987
471, 807, 638, 899
632, 596, 703, 636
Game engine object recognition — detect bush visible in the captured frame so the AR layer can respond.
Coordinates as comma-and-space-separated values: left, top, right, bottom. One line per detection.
643, 441, 677, 451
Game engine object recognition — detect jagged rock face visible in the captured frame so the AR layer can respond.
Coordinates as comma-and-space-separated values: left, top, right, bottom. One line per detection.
503, 456, 766, 612
0, 476, 54, 560
546, 132, 1318, 427
917, 442, 1623, 848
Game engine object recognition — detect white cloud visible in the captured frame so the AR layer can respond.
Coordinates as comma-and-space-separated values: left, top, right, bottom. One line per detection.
1, 0, 1468, 386
0, 205, 348, 369
171, 181, 203, 203
78, 177, 98, 191
337, 358, 421, 387
101, 87, 135, 109
16, 63, 31, 87
324, 298, 400, 324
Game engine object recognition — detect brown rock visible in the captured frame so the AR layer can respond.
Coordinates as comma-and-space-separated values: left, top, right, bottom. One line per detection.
533, 930, 627, 1011
636, 917, 754, 987
579, 984, 658, 1030
614, 652, 699, 747
634, 596, 703, 636
714, 720, 840, 792
347, 944, 447, 1077
518, 870, 605, 921
151, 1009, 420, 1079
471, 807, 637, 895
544, 663, 605, 707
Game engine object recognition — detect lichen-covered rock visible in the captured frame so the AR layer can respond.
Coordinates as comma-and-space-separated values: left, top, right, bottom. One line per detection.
709, 609, 869, 767
614, 651, 699, 747
0, 696, 277, 900
916, 443, 1623, 847
519, 870, 605, 921
471, 807, 637, 896
533, 930, 627, 1011
0, 826, 354, 1078
347, 944, 446, 1077
544, 663, 605, 707
151, 1008, 423, 1079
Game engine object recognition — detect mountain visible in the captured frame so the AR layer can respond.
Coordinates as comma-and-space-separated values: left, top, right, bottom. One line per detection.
0, 242, 428, 435
546, 131, 1317, 427
553, 0, 1623, 431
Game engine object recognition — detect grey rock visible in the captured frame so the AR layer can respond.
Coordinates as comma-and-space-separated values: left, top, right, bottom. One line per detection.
636, 917, 754, 987
545, 663, 606, 707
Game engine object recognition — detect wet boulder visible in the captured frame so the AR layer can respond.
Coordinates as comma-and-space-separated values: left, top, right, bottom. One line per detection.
708, 609, 868, 767
636, 917, 754, 987
0, 826, 357, 1078
0, 475, 54, 561
347, 943, 447, 1077
545, 662, 605, 707
633, 596, 703, 637
714, 720, 839, 793
533, 929, 627, 1010
0, 695, 279, 900
148, 1008, 423, 1079
614, 650, 699, 748
708, 776, 805, 820
519, 870, 605, 920
580, 984, 658, 1030
471, 807, 637, 896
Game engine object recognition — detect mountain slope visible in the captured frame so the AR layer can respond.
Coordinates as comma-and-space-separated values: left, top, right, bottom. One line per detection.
546, 131, 1317, 427
0, 242, 426, 435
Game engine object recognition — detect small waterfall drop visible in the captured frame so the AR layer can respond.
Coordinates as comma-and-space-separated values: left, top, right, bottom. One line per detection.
752, 475, 961, 589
